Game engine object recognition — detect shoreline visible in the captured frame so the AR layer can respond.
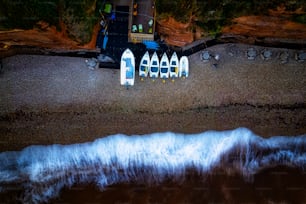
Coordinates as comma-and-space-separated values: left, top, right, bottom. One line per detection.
1, 127, 305, 203
1, 104, 306, 152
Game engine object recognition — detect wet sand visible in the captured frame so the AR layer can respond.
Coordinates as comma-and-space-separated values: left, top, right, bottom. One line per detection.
1, 105, 306, 152
0, 43, 305, 203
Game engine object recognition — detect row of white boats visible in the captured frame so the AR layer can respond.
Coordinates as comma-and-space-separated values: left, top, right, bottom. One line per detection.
120, 48, 189, 86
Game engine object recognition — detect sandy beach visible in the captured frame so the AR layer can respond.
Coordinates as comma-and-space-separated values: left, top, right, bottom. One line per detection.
0, 43, 306, 204
0, 43, 305, 152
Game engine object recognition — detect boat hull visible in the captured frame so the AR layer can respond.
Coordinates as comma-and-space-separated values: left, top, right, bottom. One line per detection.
179, 56, 189, 78
149, 52, 159, 79
120, 48, 135, 86
160, 53, 170, 79
139, 51, 150, 78
169, 52, 179, 78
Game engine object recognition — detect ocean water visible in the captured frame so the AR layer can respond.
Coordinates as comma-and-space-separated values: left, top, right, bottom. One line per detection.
0, 127, 305, 203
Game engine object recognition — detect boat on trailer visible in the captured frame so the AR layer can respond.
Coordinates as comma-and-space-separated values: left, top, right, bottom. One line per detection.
179, 56, 189, 78
139, 51, 150, 79
120, 48, 135, 86
149, 52, 159, 79
159, 52, 170, 80
169, 52, 179, 79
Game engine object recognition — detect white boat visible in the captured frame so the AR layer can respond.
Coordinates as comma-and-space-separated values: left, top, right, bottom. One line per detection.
179, 56, 189, 78
139, 51, 150, 78
120, 48, 135, 86
159, 52, 170, 79
169, 52, 179, 79
149, 51, 159, 79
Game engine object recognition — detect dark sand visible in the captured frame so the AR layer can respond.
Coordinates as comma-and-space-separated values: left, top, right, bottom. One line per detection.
0, 43, 305, 203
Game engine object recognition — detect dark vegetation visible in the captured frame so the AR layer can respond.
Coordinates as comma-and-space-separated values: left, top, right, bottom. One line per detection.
156, 0, 306, 36
0, 0, 103, 43
0, 0, 59, 29
0, 0, 305, 42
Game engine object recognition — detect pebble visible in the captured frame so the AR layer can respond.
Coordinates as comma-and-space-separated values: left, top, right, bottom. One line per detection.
214, 54, 220, 61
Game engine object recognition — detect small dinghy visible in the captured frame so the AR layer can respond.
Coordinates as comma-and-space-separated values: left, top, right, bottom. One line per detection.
169, 52, 179, 79
159, 52, 170, 80
179, 56, 189, 78
139, 51, 150, 79
120, 48, 135, 86
149, 51, 159, 79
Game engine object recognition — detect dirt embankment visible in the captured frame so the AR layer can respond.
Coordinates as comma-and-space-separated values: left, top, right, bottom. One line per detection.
222, 16, 306, 40
222, 6, 306, 41
156, 6, 306, 47
157, 15, 306, 47
0, 20, 100, 57
156, 17, 196, 47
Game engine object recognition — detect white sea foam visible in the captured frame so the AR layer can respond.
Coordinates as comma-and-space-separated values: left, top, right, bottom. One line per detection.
0, 127, 305, 203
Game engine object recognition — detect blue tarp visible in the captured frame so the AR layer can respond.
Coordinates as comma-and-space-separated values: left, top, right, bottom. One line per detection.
103, 34, 108, 50
143, 41, 159, 50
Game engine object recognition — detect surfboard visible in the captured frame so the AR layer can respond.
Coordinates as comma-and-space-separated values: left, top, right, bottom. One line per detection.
179, 56, 189, 78
149, 51, 159, 79
120, 48, 135, 86
169, 52, 179, 79
159, 52, 170, 80
139, 51, 150, 79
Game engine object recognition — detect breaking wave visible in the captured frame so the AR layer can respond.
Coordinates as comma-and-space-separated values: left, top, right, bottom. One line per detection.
0, 127, 305, 203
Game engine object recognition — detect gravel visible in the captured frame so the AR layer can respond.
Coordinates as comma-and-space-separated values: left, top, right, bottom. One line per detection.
0, 43, 305, 151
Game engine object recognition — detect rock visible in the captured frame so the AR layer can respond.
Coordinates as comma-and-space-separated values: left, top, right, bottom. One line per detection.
260, 49, 273, 60
97, 54, 115, 63
228, 52, 234, 57
214, 54, 220, 61
211, 63, 218, 69
85, 58, 98, 70
226, 44, 240, 57
201, 50, 211, 62
246, 47, 257, 60
295, 51, 306, 62
278, 51, 290, 64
